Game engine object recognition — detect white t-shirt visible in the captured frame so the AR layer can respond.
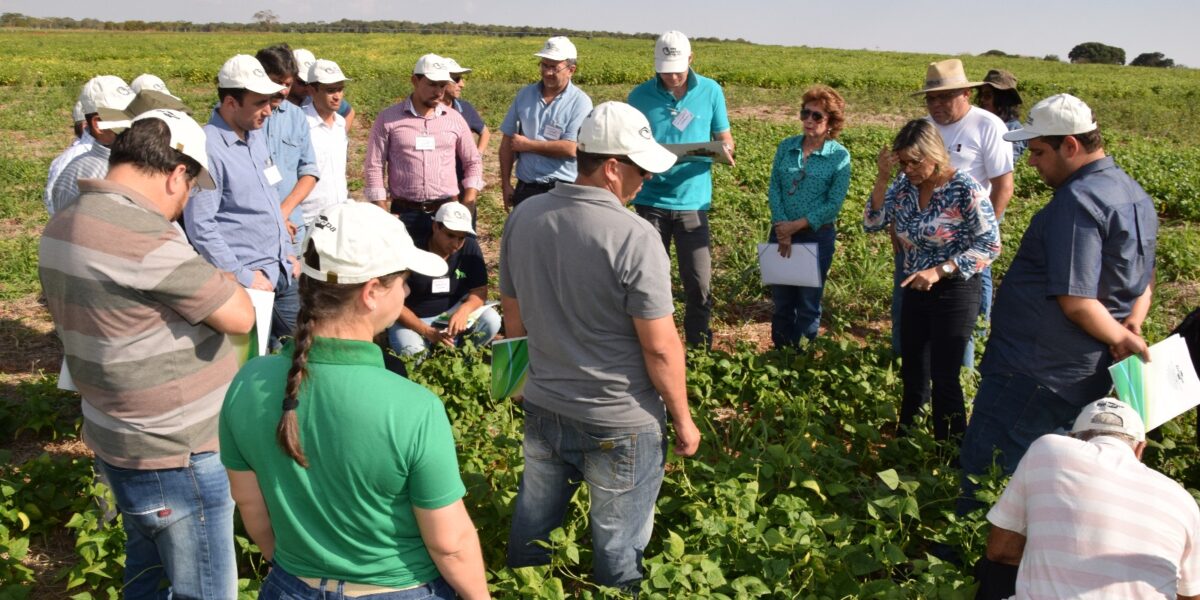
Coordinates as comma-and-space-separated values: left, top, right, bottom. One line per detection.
301, 103, 349, 225
988, 434, 1200, 599
930, 106, 1013, 196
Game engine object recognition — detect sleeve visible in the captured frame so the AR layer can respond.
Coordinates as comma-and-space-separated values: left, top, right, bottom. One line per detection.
985, 459, 1028, 535
456, 116, 485, 191
767, 141, 790, 223
1178, 505, 1200, 596
460, 102, 485, 134
218, 380, 251, 471
362, 112, 389, 203
183, 157, 256, 287
141, 234, 240, 325
498, 221, 516, 298
1043, 191, 1103, 298
982, 117, 1014, 179
499, 95, 520, 137
336, 98, 352, 118
406, 399, 467, 510
864, 178, 901, 233
619, 226, 675, 319
294, 117, 320, 181
559, 92, 593, 142
809, 147, 853, 228
951, 179, 1001, 278
710, 84, 731, 134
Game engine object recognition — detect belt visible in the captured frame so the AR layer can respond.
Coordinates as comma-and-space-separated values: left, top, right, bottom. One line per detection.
516, 180, 560, 191
295, 576, 423, 597
390, 197, 452, 214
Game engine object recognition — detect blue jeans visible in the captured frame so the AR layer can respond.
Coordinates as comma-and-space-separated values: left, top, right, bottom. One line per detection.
633, 206, 713, 347
956, 371, 1079, 515
259, 564, 454, 600
270, 271, 300, 351
769, 226, 836, 347
96, 452, 236, 600
962, 265, 993, 369
387, 306, 502, 359
507, 404, 667, 590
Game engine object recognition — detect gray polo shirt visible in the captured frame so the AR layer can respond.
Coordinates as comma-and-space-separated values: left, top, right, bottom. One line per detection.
499, 183, 674, 426
981, 156, 1158, 406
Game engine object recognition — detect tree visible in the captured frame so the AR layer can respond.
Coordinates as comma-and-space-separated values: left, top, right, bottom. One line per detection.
1131, 52, 1175, 68
252, 10, 278, 29
1068, 42, 1125, 65
980, 49, 1010, 57
1043, 54, 1061, 62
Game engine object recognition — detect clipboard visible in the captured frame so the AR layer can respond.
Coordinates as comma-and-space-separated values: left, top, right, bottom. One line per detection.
757, 243, 821, 287
662, 142, 733, 165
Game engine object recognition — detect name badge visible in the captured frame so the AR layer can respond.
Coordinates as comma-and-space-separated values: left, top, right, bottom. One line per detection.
263, 165, 283, 186
542, 124, 564, 140
671, 108, 694, 132
415, 135, 435, 151
431, 277, 451, 293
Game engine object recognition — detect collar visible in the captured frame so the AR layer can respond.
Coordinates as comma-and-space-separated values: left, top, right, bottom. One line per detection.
79, 129, 96, 145
1061, 156, 1115, 187
403, 97, 447, 118
281, 337, 385, 368
538, 80, 575, 100
789, 136, 837, 157
272, 100, 294, 115
654, 69, 699, 97
208, 109, 250, 147
551, 182, 622, 205
77, 179, 165, 218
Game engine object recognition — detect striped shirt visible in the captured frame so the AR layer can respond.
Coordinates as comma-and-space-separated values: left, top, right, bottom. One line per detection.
39, 179, 240, 469
988, 434, 1200, 599
48, 143, 110, 216
363, 98, 483, 203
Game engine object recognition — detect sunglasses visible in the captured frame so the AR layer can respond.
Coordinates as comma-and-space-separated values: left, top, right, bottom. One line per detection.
800, 109, 826, 122
450, 74, 463, 83
614, 156, 648, 177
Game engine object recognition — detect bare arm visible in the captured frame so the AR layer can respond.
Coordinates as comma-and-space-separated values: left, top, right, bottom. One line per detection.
714, 130, 735, 166
343, 107, 356, 133
633, 315, 700, 457
501, 294, 524, 338
1123, 276, 1155, 335
226, 469, 276, 561
279, 175, 318, 231
414, 500, 491, 600
446, 287, 486, 338
509, 134, 576, 159
203, 286, 255, 335
476, 126, 491, 155
499, 135, 515, 210
989, 172, 1015, 218
1058, 295, 1150, 362
397, 305, 451, 348
985, 525, 1025, 566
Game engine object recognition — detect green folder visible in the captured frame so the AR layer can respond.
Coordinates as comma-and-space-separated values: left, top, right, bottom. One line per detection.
1108, 334, 1200, 431
491, 337, 529, 400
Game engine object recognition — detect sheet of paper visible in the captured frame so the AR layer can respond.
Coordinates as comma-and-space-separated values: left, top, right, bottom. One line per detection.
757, 243, 821, 287
58, 360, 77, 392
661, 141, 732, 165
491, 336, 529, 400
1108, 334, 1200, 431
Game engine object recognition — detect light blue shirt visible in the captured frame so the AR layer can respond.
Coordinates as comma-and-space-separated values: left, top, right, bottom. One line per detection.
499, 81, 592, 184
628, 70, 731, 211
185, 109, 292, 288
263, 100, 320, 227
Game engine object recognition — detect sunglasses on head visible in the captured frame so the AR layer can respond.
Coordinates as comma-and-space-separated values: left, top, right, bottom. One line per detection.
800, 109, 826, 122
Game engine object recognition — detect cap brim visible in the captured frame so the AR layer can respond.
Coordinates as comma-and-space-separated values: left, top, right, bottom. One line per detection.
534, 51, 573, 61
1003, 128, 1040, 142
96, 108, 134, 128
449, 68, 472, 74
419, 71, 452, 82
910, 81, 985, 96
655, 59, 689, 73
627, 144, 678, 174
407, 248, 449, 277
196, 169, 216, 190
245, 80, 286, 95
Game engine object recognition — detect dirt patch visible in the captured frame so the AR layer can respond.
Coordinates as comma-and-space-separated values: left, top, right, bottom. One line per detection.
0, 294, 59, 375
727, 105, 798, 124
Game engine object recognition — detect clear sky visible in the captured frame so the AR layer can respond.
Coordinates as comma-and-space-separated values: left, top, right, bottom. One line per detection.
8, 0, 1198, 67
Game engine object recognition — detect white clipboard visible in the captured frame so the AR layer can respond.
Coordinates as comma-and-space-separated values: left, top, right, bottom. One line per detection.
757, 243, 821, 287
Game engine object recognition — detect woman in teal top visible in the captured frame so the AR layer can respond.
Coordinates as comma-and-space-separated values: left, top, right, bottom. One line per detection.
219, 203, 491, 600
766, 85, 852, 347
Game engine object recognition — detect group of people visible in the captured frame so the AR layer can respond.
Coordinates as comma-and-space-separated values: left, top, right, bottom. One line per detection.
36, 27, 1194, 599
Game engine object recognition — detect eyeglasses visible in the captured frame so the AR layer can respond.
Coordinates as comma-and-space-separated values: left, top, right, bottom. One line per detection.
896, 155, 926, 169
800, 109, 826, 122
539, 62, 569, 74
450, 74, 463, 83
924, 91, 962, 105
614, 156, 648, 177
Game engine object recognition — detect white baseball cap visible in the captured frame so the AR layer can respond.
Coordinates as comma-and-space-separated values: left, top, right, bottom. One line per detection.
434, 202, 476, 235
308, 59, 351, 85
78, 75, 135, 115
578, 101, 677, 174
655, 31, 691, 73
96, 88, 191, 124
413, 54, 452, 82
99, 108, 216, 190
293, 48, 317, 83
442, 57, 471, 74
534, 36, 577, 61
131, 74, 177, 97
72, 100, 85, 123
302, 203, 447, 284
1071, 398, 1146, 442
1004, 93, 1097, 142
217, 55, 286, 95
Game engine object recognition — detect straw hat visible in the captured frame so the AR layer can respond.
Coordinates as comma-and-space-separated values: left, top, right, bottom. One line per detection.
912, 59, 985, 95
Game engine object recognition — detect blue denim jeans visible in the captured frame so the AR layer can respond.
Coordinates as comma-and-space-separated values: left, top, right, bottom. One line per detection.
387, 306, 502, 359
769, 226, 836, 348
95, 452, 236, 600
962, 265, 994, 369
270, 271, 301, 351
957, 371, 1079, 515
633, 206, 713, 347
259, 564, 454, 600
507, 404, 667, 590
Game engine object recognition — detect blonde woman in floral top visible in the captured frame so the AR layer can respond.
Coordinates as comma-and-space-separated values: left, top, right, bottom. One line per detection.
865, 119, 1000, 441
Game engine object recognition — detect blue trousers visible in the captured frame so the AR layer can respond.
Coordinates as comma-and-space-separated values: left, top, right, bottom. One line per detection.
769, 226, 836, 348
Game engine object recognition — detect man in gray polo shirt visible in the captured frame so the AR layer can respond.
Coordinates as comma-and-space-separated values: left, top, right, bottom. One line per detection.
499, 102, 701, 592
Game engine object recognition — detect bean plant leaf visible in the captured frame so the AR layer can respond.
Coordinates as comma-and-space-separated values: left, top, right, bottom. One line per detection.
877, 468, 900, 491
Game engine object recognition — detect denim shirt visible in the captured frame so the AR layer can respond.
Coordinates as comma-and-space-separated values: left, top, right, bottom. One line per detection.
184, 109, 292, 287
263, 100, 320, 227
499, 81, 593, 184
767, 136, 852, 228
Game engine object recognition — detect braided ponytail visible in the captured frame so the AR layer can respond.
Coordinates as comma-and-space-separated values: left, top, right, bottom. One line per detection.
276, 276, 317, 467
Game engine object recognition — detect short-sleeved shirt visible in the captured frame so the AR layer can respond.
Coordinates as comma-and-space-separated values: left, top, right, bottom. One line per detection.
451, 98, 486, 194
301, 103, 349, 225
628, 70, 731, 211
988, 434, 1200, 598
39, 179, 240, 469
264, 100, 321, 228
767, 136, 852, 228
405, 232, 487, 318
930, 106, 1013, 196
499, 183, 674, 426
981, 157, 1158, 406
499, 81, 593, 184
48, 143, 111, 215
45, 130, 95, 214
220, 337, 466, 587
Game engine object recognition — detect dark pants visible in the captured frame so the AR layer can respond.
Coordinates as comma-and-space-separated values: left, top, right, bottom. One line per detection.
511, 180, 559, 208
768, 226, 836, 348
899, 275, 981, 441
634, 206, 713, 347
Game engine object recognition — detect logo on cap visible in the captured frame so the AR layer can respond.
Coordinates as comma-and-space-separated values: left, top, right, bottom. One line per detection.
117, 86, 133, 95
638, 126, 652, 139
253, 68, 266, 77
315, 215, 337, 232
662, 46, 683, 57
324, 67, 336, 74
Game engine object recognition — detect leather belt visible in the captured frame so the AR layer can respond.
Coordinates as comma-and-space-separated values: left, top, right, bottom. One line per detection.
390, 197, 452, 214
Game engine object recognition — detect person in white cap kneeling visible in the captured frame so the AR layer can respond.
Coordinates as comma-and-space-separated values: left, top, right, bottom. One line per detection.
982, 398, 1200, 599
386, 201, 499, 363
499, 101, 701, 593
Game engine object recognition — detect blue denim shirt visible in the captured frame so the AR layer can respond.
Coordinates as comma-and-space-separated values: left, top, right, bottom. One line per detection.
500, 81, 592, 184
263, 100, 320, 227
184, 109, 292, 288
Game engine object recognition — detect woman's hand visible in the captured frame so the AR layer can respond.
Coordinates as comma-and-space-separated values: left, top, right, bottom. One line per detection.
774, 218, 809, 240
900, 267, 941, 292
876, 145, 897, 179
777, 233, 793, 258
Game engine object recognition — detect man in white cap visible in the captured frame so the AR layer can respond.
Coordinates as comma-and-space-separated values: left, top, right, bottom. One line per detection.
498, 36, 594, 210
130, 73, 180, 101
288, 48, 317, 107
960, 94, 1158, 508
184, 54, 300, 349
363, 53, 482, 238
441, 57, 489, 156
301, 59, 351, 227
628, 30, 735, 348
40, 109, 254, 600
44, 98, 94, 213
47, 75, 135, 214
982, 399, 1200, 599
386, 201, 498, 362
500, 101, 701, 591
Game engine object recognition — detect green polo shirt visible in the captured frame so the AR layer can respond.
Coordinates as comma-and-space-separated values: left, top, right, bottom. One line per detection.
220, 337, 465, 587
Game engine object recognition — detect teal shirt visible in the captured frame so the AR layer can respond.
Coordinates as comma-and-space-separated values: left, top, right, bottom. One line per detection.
768, 136, 852, 228
220, 337, 465, 587
627, 70, 731, 211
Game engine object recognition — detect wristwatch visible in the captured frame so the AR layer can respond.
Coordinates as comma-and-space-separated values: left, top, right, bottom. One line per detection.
940, 263, 955, 277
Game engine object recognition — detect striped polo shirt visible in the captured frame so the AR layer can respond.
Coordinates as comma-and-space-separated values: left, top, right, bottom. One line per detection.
39, 179, 240, 470
988, 434, 1200, 598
